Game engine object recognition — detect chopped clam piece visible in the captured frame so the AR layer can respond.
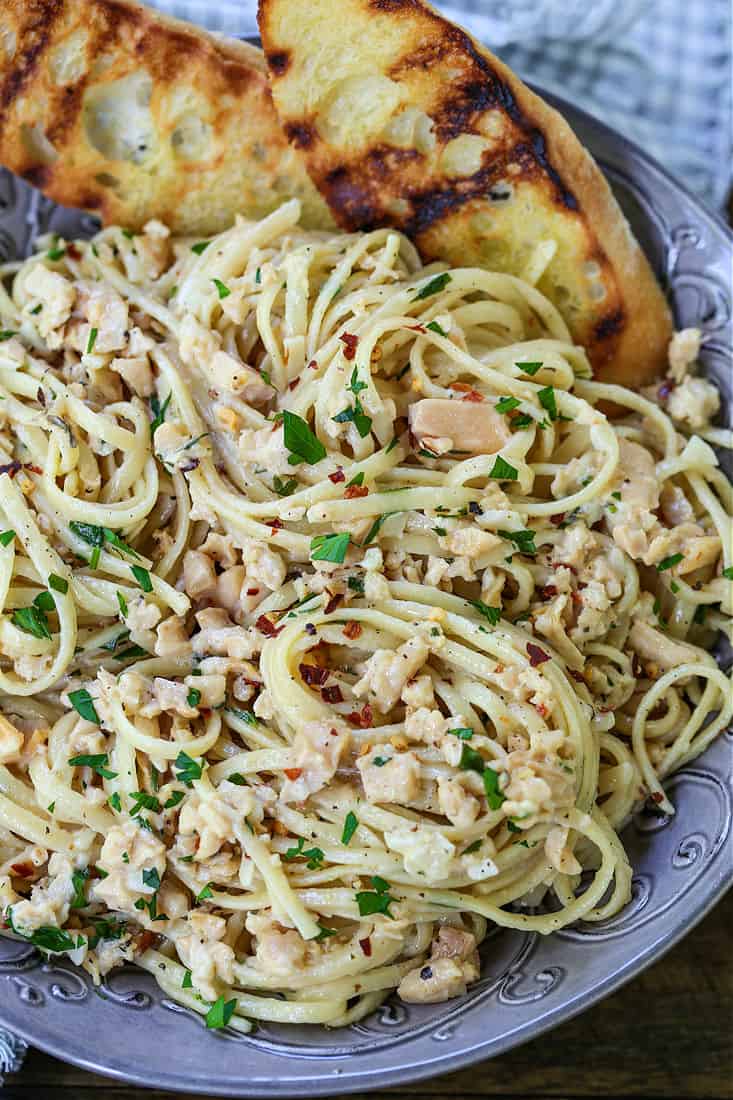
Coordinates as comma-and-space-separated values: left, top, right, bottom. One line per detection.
408, 398, 510, 455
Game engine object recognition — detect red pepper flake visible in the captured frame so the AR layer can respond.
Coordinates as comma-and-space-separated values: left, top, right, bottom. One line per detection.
308, 359, 319, 370
268, 518, 283, 531
67, 243, 82, 261
0, 461, 21, 479
324, 592, 344, 615
407, 323, 426, 333
339, 333, 359, 360
321, 685, 343, 704
328, 469, 346, 484
359, 936, 372, 957
347, 703, 373, 728
539, 584, 557, 601
344, 484, 369, 499
535, 702, 549, 719
246, 587, 260, 596
343, 621, 362, 640
25, 464, 42, 475
299, 663, 329, 687
450, 382, 483, 402
526, 642, 550, 667
288, 377, 300, 391
284, 767, 303, 781
549, 513, 565, 526
133, 930, 157, 954
650, 791, 664, 804
256, 615, 283, 638
568, 668, 585, 684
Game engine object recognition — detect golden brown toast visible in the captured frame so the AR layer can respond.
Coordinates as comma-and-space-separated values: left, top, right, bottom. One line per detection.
0, 0, 333, 234
258, 0, 673, 383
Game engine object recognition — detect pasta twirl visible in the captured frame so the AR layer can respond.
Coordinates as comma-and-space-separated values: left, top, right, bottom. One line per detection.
0, 203, 729, 1027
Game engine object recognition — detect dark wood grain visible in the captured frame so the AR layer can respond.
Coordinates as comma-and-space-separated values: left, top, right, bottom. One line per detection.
3, 889, 730, 1100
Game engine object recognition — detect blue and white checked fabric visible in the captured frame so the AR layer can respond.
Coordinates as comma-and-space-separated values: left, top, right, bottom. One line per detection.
1, 0, 730, 1085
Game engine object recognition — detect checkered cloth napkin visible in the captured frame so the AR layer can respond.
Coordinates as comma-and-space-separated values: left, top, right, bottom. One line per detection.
1, 0, 730, 1085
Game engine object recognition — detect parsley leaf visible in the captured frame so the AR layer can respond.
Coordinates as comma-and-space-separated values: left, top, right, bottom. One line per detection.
283, 837, 325, 870
310, 532, 350, 564
0, 530, 15, 547
413, 272, 451, 301
362, 511, 400, 546
448, 728, 474, 740
67, 689, 100, 726
495, 396, 520, 415
205, 995, 236, 1029
516, 361, 542, 376
497, 528, 537, 555
341, 811, 358, 845
483, 767, 505, 810
150, 392, 171, 438
468, 599, 501, 626
186, 688, 201, 708
174, 751, 202, 787
212, 278, 231, 299
69, 752, 117, 780
86, 327, 98, 355
282, 410, 326, 465
355, 876, 396, 917
489, 455, 519, 480
70, 868, 89, 909
191, 240, 211, 255
12, 605, 51, 640
130, 564, 153, 592
657, 553, 684, 572
538, 385, 558, 421
48, 573, 68, 594
273, 475, 298, 497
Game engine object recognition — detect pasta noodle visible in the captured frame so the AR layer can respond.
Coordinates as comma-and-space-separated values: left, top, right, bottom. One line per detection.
0, 201, 729, 1027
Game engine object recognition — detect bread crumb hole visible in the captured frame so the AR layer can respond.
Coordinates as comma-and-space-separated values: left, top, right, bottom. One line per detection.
83, 72, 157, 164
440, 135, 491, 177
317, 74, 403, 149
0, 23, 16, 62
171, 113, 212, 161
382, 108, 435, 155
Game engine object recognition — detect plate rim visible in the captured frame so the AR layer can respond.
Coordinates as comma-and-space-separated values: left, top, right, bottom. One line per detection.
0, 81, 731, 1097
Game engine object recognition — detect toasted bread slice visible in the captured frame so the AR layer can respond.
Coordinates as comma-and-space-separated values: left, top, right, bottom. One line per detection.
0, 0, 333, 234
258, 0, 672, 382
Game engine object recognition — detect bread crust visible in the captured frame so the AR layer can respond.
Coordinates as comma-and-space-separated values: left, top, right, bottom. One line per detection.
0, 0, 333, 234
258, 0, 672, 383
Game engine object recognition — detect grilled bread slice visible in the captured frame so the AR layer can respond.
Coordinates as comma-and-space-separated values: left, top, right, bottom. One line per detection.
0, 0, 333, 234
258, 0, 672, 382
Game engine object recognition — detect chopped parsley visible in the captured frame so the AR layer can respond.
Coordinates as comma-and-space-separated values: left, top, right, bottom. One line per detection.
0, 530, 15, 547
495, 396, 520, 415
142, 867, 161, 891
657, 553, 684, 573
212, 278, 231, 299
282, 410, 327, 465
108, 792, 122, 812
341, 811, 359, 845
186, 688, 201, 708
182, 969, 193, 989
164, 790, 185, 809
482, 767, 505, 810
68, 752, 117, 780
47, 245, 66, 262
283, 837, 325, 870
310, 531, 350, 564
67, 688, 100, 726
12, 605, 51, 640
355, 875, 396, 918
448, 728, 474, 741
722, 566, 733, 580
362, 511, 400, 546
413, 272, 451, 301
116, 591, 128, 617
85, 327, 98, 355
497, 528, 537, 555
196, 883, 214, 902
205, 995, 236, 1029
346, 471, 365, 488
191, 240, 211, 255
426, 320, 447, 337
174, 751, 202, 787
537, 385, 558, 421
273, 475, 298, 497
468, 599, 501, 625
70, 868, 89, 909
150, 392, 171, 438
48, 573, 68, 594
510, 414, 534, 431
516, 361, 542, 376
130, 564, 153, 592
489, 455, 519, 480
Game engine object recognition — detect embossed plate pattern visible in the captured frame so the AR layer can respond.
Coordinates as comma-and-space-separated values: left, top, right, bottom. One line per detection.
0, 88, 731, 1096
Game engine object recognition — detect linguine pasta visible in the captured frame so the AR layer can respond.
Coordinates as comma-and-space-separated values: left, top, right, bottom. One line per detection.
0, 199, 730, 1030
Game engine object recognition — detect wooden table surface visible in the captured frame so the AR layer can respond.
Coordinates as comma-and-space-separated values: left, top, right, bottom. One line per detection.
3, 888, 730, 1100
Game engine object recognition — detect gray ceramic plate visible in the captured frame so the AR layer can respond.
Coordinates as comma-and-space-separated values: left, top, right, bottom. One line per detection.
0, 87, 731, 1097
